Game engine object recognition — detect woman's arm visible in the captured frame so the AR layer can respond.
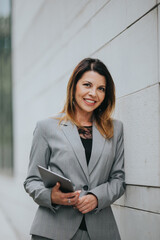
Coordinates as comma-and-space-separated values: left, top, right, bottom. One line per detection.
88, 122, 125, 212
24, 121, 80, 212
24, 121, 59, 212
75, 121, 125, 213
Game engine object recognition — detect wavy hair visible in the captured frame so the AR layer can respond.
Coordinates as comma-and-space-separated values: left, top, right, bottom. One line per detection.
59, 58, 115, 139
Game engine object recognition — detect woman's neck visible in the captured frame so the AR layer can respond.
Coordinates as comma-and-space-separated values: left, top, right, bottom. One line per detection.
75, 110, 93, 126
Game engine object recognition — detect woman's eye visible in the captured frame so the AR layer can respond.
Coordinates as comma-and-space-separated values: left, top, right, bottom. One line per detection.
99, 87, 105, 92
83, 83, 91, 87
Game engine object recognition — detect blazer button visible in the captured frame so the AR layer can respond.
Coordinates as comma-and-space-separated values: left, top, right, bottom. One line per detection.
83, 185, 88, 191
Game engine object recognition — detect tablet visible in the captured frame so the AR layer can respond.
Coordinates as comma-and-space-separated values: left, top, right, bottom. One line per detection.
37, 165, 74, 192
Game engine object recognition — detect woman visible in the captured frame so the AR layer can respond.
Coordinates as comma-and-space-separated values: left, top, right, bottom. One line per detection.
24, 58, 125, 240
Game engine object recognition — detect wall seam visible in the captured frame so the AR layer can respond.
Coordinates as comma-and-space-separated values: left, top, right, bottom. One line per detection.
117, 82, 159, 100
112, 204, 160, 215
91, 3, 160, 57
124, 183, 160, 188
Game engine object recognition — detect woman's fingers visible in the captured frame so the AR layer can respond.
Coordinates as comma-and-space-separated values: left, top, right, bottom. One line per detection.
65, 194, 79, 205
75, 194, 98, 214
75, 196, 85, 208
62, 190, 81, 199
51, 182, 81, 205
54, 182, 61, 190
51, 185, 98, 212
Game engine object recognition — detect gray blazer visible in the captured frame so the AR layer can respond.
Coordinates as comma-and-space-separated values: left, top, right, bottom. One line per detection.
24, 117, 125, 240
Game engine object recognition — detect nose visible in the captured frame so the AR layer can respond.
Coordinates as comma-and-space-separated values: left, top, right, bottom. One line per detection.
89, 88, 96, 97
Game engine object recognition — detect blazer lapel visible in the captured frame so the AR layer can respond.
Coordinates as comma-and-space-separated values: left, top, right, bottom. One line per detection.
61, 121, 89, 182
88, 123, 106, 175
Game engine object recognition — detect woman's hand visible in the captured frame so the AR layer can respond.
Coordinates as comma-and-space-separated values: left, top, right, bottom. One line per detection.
75, 194, 98, 214
51, 182, 80, 206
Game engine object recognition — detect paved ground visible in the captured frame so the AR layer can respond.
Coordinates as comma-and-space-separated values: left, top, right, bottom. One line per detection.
0, 175, 36, 240
0, 207, 19, 239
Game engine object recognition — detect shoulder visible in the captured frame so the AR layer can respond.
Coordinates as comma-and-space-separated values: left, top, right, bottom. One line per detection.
112, 119, 123, 138
34, 114, 61, 136
113, 119, 123, 128
37, 113, 63, 127
37, 118, 57, 129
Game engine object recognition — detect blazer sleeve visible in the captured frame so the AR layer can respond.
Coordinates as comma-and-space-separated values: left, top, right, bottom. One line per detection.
23, 121, 59, 213
89, 121, 125, 212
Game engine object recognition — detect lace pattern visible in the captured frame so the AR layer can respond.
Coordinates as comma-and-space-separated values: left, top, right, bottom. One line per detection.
77, 126, 92, 139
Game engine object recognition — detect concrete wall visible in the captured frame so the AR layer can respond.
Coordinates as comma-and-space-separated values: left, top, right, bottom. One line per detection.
0, 0, 159, 239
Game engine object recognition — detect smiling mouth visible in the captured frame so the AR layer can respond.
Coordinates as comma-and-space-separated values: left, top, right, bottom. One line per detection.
84, 98, 96, 104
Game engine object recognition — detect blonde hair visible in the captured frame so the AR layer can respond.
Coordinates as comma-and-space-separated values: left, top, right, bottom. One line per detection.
58, 58, 115, 139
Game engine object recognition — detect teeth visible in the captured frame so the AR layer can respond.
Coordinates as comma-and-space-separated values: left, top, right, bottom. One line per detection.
85, 99, 95, 103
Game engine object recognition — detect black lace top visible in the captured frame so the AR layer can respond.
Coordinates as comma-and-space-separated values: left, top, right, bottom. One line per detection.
77, 126, 92, 165
78, 126, 92, 139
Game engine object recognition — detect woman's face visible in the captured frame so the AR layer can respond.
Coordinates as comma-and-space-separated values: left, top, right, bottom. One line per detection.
74, 71, 106, 116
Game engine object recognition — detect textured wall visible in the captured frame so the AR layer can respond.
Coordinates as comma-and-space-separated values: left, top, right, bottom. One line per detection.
1, 0, 159, 239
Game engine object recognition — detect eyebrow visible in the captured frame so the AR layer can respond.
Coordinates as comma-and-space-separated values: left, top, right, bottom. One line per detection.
82, 80, 106, 87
